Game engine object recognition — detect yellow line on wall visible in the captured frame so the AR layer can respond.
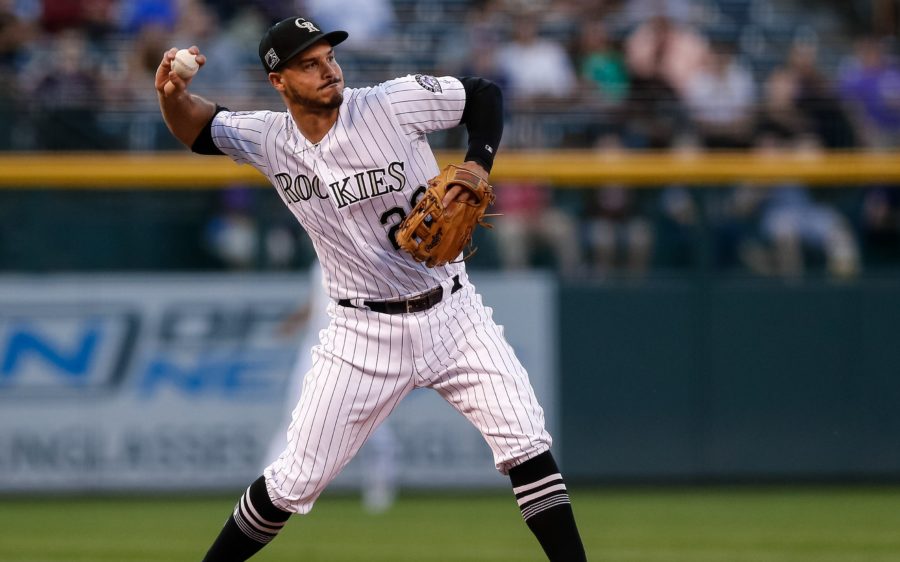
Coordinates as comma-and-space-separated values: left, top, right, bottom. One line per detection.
1, 150, 900, 188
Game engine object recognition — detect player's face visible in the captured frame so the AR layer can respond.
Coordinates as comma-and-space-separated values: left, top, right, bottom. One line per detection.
275, 41, 344, 111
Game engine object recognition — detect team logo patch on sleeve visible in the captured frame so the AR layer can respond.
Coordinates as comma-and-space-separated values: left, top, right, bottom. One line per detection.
414, 74, 443, 93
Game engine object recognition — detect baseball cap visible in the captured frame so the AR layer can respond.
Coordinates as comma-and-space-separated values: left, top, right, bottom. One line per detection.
258, 17, 349, 73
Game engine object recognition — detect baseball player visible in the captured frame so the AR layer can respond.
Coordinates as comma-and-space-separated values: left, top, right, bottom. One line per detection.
155, 16, 586, 561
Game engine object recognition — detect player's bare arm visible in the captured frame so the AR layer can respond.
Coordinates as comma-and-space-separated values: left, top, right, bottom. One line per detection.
155, 46, 216, 148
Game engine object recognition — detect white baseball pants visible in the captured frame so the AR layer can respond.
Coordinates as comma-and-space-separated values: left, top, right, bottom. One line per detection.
263, 276, 551, 514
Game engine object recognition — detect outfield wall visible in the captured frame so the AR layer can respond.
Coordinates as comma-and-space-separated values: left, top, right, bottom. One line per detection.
560, 276, 900, 482
2, 271, 899, 491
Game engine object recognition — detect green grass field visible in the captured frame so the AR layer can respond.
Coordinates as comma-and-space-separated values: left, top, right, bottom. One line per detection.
1, 487, 898, 561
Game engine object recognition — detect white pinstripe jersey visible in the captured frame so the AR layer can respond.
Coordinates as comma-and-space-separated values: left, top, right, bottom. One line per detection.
210, 74, 467, 301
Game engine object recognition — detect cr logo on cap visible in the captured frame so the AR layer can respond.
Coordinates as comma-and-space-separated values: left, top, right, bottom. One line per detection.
295, 18, 319, 33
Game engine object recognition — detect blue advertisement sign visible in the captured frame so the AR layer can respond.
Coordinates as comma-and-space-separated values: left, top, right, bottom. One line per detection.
0, 273, 555, 492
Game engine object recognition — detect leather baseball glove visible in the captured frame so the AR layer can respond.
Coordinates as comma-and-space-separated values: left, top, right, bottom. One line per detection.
396, 164, 495, 268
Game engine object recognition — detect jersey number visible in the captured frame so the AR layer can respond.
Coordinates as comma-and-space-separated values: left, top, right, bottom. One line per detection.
380, 186, 427, 250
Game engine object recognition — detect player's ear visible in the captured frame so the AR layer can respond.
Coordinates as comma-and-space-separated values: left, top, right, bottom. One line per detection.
268, 72, 285, 91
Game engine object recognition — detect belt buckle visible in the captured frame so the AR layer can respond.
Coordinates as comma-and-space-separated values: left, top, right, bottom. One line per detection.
406, 289, 438, 314
406, 296, 427, 314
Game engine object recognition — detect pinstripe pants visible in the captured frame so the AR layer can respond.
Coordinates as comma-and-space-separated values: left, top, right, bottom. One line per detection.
263, 278, 551, 514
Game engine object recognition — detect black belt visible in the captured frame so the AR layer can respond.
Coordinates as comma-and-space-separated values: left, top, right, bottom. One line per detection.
338, 275, 462, 314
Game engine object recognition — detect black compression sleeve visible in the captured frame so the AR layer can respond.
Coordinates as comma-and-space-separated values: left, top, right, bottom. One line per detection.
457, 77, 503, 172
190, 105, 229, 155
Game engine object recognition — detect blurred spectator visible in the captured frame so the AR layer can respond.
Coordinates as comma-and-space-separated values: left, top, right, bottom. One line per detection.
803, 0, 874, 35
113, 2, 264, 115
711, 182, 768, 272
493, 181, 582, 276
758, 63, 810, 140
25, 28, 118, 150
0, 0, 34, 149
623, 0, 697, 25
859, 186, 900, 266
220, 5, 269, 68
682, 42, 756, 148
436, 1, 507, 83
296, 0, 395, 50
435, 4, 510, 150
204, 186, 260, 270
760, 42, 856, 149
446, 6, 510, 93
108, 21, 187, 149
0, 0, 34, 71
0, 78, 17, 149
786, 43, 856, 148
838, 36, 900, 148
656, 133, 701, 268
264, 222, 303, 270
212, 0, 293, 23
115, 20, 170, 101
540, 0, 595, 31
496, 14, 578, 105
623, 13, 708, 146
39, 0, 87, 33
495, 0, 553, 14
453, 35, 511, 149
583, 185, 653, 275
81, 0, 119, 44
170, 0, 255, 106
120, 0, 178, 35
203, 186, 310, 270
730, 133, 861, 279
575, 0, 625, 20
582, 134, 653, 276
657, 185, 700, 268
576, 19, 629, 107
572, 19, 629, 143
624, 13, 708, 97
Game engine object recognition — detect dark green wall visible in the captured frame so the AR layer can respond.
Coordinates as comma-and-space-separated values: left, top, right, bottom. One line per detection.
559, 277, 900, 482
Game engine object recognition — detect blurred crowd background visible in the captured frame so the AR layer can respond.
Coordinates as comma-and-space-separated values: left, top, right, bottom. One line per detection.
1, 0, 900, 278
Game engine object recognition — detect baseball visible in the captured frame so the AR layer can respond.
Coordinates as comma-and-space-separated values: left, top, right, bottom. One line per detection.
172, 49, 199, 79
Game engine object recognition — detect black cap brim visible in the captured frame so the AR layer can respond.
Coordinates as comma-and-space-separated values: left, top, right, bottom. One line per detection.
270, 30, 348, 72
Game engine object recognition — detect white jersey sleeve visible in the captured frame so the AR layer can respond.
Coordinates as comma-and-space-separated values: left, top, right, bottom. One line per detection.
210, 110, 283, 170
381, 75, 466, 138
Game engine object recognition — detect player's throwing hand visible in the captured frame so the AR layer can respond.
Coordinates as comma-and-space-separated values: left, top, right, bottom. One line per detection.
155, 46, 205, 97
